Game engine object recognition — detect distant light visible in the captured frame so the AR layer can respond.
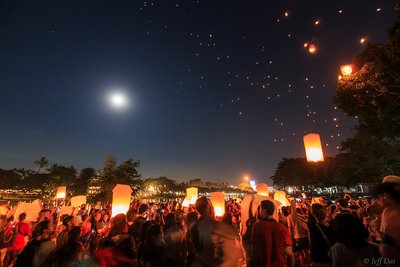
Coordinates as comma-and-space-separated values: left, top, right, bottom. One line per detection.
284, 11, 289, 17
376, 8, 381, 12
308, 44, 317, 54
340, 64, 354, 76
314, 20, 320, 25
304, 42, 308, 48
360, 37, 366, 44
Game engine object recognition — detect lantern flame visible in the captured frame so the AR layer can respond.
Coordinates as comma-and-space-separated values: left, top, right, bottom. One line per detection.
303, 133, 324, 162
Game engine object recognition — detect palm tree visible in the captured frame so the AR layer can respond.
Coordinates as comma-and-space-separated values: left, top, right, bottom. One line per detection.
34, 157, 49, 173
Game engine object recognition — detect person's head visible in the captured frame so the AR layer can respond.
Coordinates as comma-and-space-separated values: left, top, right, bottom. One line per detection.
260, 200, 275, 218
338, 199, 348, 209
93, 211, 101, 221
186, 211, 198, 226
39, 209, 51, 221
63, 216, 76, 228
19, 212, 26, 222
138, 203, 148, 215
35, 220, 53, 238
334, 213, 368, 248
144, 224, 162, 245
109, 221, 128, 238
366, 203, 383, 218
195, 196, 214, 217
311, 203, 326, 221
222, 212, 233, 225
102, 213, 109, 222
377, 176, 400, 206
164, 213, 176, 228
126, 208, 136, 222
68, 226, 81, 243
140, 221, 153, 242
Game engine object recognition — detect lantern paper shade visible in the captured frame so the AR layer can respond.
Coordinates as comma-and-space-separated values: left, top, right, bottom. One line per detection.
56, 186, 67, 199
186, 187, 198, 204
70, 195, 87, 207
210, 192, 225, 217
274, 191, 290, 206
112, 184, 132, 217
256, 183, 269, 196
303, 133, 324, 162
182, 196, 191, 207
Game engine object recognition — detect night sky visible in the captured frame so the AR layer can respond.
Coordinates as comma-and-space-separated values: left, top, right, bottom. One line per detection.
0, 0, 398, 185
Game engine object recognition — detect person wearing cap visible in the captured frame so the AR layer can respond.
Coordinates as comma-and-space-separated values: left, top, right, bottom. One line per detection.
378, 175, 400, 262
250, 200, 294, 267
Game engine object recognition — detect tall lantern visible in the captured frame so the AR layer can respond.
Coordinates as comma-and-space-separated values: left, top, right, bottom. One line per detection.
210, 192, 225, 217
256, 183, 269, 196
56, 186, 67, 199
186, 187, 198, 205
112, 184, 132, 217
303, 133, 324, 162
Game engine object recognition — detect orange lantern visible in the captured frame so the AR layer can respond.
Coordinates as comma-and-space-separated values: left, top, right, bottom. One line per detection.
56, 186, 67, 199
186, 187, 198, 204
256, 183, 269, 196
340, 64, 354, 76
210, 192, 225, 217
308, 44, 317, 54
303, 133, 324, 162
274, 191, 290, 206
111, 184, 132, 217
70, 195, 87, 207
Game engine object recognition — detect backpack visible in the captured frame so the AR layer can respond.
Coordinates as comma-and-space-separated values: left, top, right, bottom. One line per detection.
243, 196, 256, 242
14, 238, 49, 267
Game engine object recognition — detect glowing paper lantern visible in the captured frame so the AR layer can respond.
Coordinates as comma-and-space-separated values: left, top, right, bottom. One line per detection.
210, 192, 225, 217
303, 133, 324, 162
13, 199, 42, 222
340, 64, 354, 76
274, 191, 290, 206
186, 187, 198, 204
70, 195, 87, 207
56, 186, 67, 199
182, 196, 191, 207
111, 184, 132, 217
256, 183, 269, 196
308, 44, 317, 54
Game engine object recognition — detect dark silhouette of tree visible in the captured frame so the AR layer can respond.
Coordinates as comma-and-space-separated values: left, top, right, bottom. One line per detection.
34, 157, 49, 173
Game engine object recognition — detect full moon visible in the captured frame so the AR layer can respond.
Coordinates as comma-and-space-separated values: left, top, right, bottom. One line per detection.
107, 91, 129, 110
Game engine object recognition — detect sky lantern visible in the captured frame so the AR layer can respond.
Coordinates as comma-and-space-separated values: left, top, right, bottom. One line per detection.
210, 192, 225, 217
274, 191, 290, 206
256, 183, 269, 196
56, 186, 66, 199
340, 64, 354, 76
182, 196, 191, 208
186, 187, 198, 204
303, 133, 324, 162
111, 184, 132, 217
308, 44, 317, 54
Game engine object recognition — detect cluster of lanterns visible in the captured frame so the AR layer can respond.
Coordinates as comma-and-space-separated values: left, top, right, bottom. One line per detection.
50, 133, 326, 219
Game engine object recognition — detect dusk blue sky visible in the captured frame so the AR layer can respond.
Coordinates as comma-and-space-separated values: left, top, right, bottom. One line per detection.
0, 0, 398, 185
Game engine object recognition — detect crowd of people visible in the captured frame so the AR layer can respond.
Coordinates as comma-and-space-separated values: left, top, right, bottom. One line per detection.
0, 175, 398, 267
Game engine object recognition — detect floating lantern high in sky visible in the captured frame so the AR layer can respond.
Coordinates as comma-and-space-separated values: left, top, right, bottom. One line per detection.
111, 184, 132, 217
308, 44, 317, 54
56, 186, 66, 199
210, 192, 225, 217
186, 187, 198, 205
303, 133, 324, 162
340, 64, 354, 76
256, 183, 269, 196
